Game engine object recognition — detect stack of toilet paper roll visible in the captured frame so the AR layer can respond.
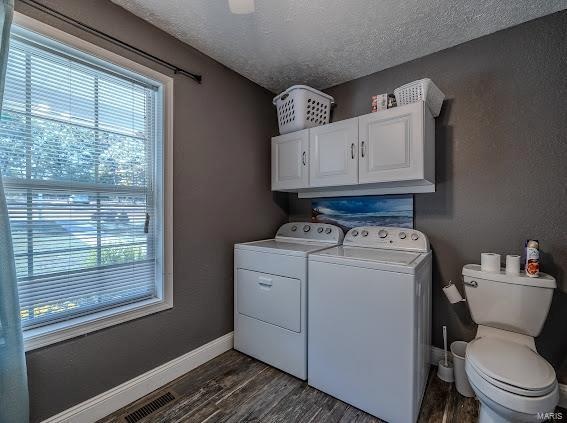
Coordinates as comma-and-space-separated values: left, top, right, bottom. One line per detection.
505, 254, 521, 274
481, 253, 501, 272
481, 253, 520, 274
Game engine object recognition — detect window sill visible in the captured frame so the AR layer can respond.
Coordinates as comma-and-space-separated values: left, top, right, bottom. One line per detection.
23, 297, 173, 352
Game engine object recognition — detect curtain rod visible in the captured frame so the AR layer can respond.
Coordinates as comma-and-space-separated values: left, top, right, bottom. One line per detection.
19, 0, 202, 83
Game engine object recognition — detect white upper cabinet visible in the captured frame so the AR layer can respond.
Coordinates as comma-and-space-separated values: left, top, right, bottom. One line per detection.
271, 101, 435, 197
359, 101, 427, 184
309, 118, 358, 187
271, 129, 309, 190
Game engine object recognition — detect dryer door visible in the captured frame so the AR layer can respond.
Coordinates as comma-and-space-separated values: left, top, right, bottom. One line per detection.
237, 269, 301, 332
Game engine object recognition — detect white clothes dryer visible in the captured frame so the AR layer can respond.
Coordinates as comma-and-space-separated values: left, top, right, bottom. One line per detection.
234, 222, 343, 379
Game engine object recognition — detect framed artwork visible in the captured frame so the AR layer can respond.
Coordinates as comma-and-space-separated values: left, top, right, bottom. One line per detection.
311, 195, 413, 232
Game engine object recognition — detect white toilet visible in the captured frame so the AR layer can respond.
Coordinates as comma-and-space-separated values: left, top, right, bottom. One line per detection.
462, 264, 559, 423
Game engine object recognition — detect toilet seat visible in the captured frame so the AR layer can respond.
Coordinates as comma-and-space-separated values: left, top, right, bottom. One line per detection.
466, 360, 559, 416
466, 338, 557, 397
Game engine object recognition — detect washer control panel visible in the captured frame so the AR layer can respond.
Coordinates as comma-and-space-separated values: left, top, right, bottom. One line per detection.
343, 226, 429, 252
276, 222, 344, 244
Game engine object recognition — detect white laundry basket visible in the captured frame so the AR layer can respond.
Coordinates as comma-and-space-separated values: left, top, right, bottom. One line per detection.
273, 85, 334, 134
394, 78, 445, 117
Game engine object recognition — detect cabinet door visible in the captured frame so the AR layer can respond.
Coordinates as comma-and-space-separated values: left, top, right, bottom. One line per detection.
358, 102, 424, 184
309, 118, 358, 187
271, 129, 309, 190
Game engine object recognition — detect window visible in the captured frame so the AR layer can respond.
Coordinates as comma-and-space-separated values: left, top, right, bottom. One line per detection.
1, 15, 173, 350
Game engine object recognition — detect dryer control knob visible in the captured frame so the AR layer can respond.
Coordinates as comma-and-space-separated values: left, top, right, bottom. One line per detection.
325, 228, 332, 234
317, 227, 324, 233
303, 225, 311, 232
411, 233, 419, 241
378, 229, 388, 238
361, 230, 369, 237
399, 232, 407, 239
291, 225, 297, 231
352, 230, 359, 237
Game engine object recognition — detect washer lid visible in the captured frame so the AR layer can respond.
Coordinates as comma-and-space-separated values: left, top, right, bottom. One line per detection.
309, 246, 425, 273
467, 338, 556, 393
332, 247, 420, 264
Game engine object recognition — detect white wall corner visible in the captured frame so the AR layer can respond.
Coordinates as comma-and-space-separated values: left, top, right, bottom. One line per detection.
42, 332, 234, 423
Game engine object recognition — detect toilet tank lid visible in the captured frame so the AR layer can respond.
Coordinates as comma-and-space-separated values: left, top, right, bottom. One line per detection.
462, 264, 556, 289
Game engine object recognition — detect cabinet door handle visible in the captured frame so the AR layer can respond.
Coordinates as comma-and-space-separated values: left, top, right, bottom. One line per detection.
302, 151, 307, 166
361, 141, 365, 158
351, 143, 355, 159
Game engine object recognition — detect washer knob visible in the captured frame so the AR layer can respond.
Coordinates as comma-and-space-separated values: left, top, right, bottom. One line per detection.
303, 225, 311, 232
325, 228, 332, 234
399, 232, 407, 239
352, 230, 359, 237
361, 230, 369, 237
317, 227, 324, 233
291, 225, 297, 232
411, 233, 419, 241
378, 229, 388, 238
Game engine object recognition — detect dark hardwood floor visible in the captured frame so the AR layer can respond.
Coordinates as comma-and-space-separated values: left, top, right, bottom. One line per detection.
99, 349, 481, 422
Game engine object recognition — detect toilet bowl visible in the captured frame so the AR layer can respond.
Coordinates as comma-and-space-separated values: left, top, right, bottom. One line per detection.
465, 337, 558, 423
461, 264, 558, 423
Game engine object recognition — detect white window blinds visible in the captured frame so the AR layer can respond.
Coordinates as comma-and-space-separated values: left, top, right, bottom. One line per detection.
0, 28, 163, 329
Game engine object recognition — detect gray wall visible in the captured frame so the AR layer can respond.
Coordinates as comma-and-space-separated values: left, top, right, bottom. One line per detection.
15, 1, 287, 421
15, 2, 567, 419
291, 10, 567, 382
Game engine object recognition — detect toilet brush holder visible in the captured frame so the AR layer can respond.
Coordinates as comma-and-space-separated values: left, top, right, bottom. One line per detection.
437, 359, 454, 383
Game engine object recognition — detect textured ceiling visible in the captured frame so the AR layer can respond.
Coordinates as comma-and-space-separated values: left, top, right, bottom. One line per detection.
111, 0, 567, 93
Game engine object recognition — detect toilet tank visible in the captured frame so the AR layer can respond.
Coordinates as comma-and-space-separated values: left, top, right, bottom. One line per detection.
462, 264, 556, 337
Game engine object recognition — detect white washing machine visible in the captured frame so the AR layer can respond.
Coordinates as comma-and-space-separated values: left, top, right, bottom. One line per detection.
308, 226, 431, 423
234, 222, 343, 380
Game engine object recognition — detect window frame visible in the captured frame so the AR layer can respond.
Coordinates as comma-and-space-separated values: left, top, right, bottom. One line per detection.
10, 12, 174, 352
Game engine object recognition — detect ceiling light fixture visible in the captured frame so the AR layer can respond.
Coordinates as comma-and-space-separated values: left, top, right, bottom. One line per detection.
228, 0, 255, 14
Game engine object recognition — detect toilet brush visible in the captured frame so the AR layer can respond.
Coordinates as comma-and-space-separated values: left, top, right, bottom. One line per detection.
443, 326, 448, 367
437, 325, 454, 382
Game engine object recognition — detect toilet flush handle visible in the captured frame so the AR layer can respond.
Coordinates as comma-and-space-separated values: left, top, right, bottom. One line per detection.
463, 280, 478, 288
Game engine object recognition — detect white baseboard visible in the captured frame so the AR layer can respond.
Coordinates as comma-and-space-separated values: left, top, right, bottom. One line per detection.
39, 338, 565, 422
42, 332, 234, 423
429, 346, 567, 409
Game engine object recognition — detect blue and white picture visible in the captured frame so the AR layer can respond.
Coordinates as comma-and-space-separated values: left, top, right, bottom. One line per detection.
312, 195, 413, 231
